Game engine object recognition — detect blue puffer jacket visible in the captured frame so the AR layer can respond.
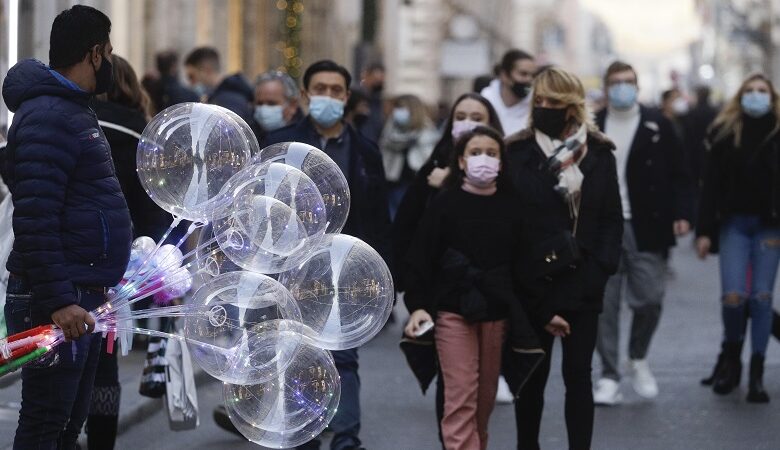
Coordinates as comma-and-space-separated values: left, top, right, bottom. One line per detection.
1, 59, 132, 314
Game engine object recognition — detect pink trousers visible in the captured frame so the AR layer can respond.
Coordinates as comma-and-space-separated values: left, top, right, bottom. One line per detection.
435, 311, 506, 450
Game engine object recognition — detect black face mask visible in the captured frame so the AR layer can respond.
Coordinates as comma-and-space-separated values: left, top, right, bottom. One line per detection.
532, 106, 568, 138
511, 81, 531, 99
91, 49, 113, 95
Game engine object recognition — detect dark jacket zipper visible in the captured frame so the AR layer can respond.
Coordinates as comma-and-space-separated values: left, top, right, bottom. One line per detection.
98, 211, 109, 260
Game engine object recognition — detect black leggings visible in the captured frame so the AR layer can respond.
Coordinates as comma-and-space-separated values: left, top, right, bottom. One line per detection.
512, 311, 599, 450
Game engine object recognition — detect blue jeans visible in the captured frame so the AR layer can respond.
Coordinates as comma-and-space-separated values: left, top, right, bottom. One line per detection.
4, 276, 103, 450
718, 215, 780, 356
298, 348, 361, 450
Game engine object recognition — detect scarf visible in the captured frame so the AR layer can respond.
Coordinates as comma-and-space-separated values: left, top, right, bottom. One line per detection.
535, 123, 588, 200
535, 123, 588, 220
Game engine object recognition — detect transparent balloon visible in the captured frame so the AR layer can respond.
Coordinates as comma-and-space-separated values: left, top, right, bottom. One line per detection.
182, 272, 303, 384
219, 107, 261, 158
152, 244, 184, 271
278, 234, 394, 350
213, 178, 313, 274
124, 236, 157, 277
219, 162, 327, 239
196, 223, 242, 281
255, 142, 350, 234
223, 336, 340, 448
137, 102, 251, 222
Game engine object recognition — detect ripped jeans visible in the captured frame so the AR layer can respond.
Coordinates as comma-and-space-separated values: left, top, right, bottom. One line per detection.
719, 215, 780, 356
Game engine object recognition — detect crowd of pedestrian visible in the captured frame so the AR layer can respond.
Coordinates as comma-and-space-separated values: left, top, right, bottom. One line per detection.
3, 4, 780, 450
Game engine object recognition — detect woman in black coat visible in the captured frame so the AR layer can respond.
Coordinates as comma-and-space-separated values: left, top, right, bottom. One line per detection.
89, 55, 170, 450
505, 67, 623, 450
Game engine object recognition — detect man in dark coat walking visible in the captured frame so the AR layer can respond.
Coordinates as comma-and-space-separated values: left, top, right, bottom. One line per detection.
1, 6, 132, 448
184, 47, 253, 122
263, 60, 390, 450
593, 61, 694, 405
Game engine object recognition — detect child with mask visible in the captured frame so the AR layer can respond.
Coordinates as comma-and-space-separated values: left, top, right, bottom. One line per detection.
392, 93, 504, 291
404, 126, 540, 450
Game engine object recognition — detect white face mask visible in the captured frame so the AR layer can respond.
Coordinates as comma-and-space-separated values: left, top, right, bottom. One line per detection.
671, 97, 689, 115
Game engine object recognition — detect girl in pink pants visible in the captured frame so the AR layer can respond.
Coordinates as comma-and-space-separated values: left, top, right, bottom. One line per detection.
404, 126, 538, 450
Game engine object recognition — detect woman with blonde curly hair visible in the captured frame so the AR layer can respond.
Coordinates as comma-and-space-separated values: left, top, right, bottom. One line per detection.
696, 73, 780, 403
505, 66, 623, 449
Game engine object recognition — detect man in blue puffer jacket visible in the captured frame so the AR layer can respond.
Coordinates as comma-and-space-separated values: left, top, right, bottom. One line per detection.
1, 6, 131, 448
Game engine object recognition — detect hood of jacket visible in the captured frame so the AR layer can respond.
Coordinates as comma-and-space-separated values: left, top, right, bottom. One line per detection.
213, 73, 253, 100
2, 59, 90, 112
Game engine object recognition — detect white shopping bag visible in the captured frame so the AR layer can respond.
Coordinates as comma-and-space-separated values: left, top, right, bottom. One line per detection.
164, 333, 199, 430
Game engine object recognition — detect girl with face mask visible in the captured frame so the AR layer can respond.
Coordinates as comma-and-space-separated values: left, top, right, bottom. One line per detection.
392, 93, 504, 291
379, 94, 441, 220
403, 126, 539, 450
696, 73, 780, 404
390, 94, 506, 444
504, 67, 623, 450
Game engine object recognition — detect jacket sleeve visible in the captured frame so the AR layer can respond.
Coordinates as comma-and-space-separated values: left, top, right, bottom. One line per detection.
403, 197, 445, 315
359, 142, 393, 268
696, 134, 720, 240
594, 150, 624, 275
11, 109, 80, 315
391, 166, 434, 291
660, 116, 695, 222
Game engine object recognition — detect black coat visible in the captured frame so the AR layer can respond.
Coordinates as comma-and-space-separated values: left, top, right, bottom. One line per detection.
505, 128, 623, 326
391, 158, 445, 290
91, 100, 172, 241
209, 74, 254, 123
696, 124, 780, 251
160, 75, 199, 110
596, 107, 694, 252
261, 117, 391, 261
1, 59, 132, 313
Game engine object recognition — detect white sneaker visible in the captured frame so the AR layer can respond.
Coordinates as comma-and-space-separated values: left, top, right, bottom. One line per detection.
495, 376, 514, 404
593, 378, 622, 405
628, 359, 659, 399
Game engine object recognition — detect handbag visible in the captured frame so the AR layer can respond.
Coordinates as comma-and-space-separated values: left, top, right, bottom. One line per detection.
138, 336, 168, 398
164, 332, 199, 430
529, 197, 582, 279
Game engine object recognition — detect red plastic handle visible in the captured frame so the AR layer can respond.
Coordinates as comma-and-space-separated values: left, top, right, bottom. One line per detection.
7, 325, 54, 343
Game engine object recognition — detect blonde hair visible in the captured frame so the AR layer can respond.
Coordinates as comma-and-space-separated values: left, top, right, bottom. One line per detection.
393, 94, 432, 130
712, 73, 780, 147
529, 66, 596, 133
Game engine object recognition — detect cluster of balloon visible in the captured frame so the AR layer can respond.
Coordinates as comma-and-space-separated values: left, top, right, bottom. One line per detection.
0, 103, 395, 447
111, 103, 394, 448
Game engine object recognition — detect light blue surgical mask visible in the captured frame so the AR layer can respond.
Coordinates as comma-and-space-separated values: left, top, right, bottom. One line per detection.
393, 107, 411, 127
608, 82, 638, 110
308, 95, 345, 128
254, 104, 287, 131
192, 83, 209, 98
741, 91, 772, 118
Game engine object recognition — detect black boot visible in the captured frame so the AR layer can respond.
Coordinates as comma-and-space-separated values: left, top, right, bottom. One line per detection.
713, 342, 742, 395
773, 310, 780, 341
703, 340, 744, 386
701, 342, 727, 386
747, 354, 770, 403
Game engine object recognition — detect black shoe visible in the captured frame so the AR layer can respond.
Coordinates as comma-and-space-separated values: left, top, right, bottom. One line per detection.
701, 345, 726, 386
702, 340, 744, 386
713, 342, 742, 395
747, 354, 770, 403
213, 404, 242, 437
773, 310, 780, 341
